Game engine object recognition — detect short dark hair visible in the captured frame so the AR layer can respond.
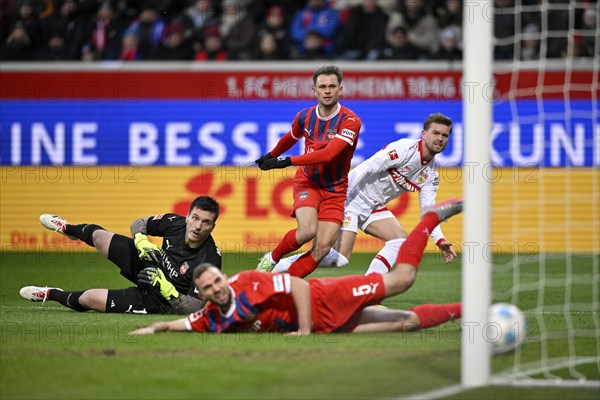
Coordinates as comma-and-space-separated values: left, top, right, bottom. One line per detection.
192, 262, 220, 281
423, 113, 453, 133
189, 196, 220, 221
312, 65, 343, 85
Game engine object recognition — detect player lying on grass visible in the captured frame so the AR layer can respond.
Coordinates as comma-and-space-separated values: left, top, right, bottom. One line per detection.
19, 196, 221, 314
130, 197, 463, 335
269, 113, 457, 277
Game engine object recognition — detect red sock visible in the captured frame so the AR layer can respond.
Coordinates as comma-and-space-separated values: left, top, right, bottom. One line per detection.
395, 213, 440, 268
410, 302, 462, 329
287, 252, 318, 278
272, 229, 300, 263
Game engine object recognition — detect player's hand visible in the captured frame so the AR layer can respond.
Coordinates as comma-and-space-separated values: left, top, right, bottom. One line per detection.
137, 267, 180, 300
438, 241, 457, 264
133, 233, 161, 264
285, 329, 311, 336
129, 326, 155, 335
255, 153, 274, 167
260, 156, 292, 170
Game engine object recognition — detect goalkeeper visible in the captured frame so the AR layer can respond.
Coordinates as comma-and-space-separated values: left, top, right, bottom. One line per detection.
19, 196, 221, 315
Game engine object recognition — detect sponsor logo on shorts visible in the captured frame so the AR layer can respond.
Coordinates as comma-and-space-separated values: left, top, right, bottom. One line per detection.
343, 215, 352, 226
180, 262, 189, 275
299, 191, 309, 201
387, 150, 399, 161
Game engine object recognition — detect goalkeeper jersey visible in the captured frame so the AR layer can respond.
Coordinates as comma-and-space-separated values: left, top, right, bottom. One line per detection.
146, 213, 222, 296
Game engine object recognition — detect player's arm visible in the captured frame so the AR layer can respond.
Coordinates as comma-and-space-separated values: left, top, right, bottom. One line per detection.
130, 216, 150, 236
130, 216, 161, 263
289, 276, 312, 335
129, 317, 188, 335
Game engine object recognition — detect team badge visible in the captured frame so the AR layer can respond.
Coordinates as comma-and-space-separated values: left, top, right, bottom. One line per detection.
299, 191, 309, 201
327, 129, 336, 139
417, 172, 429, 184
180, 262, 189, 275
343, 215, 352, 227
387, 150, 398, 161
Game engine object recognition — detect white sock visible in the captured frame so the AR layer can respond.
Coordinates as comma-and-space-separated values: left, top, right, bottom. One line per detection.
365, 238, 406, 275
320, 248, 349, 268
273, 253, 302, 273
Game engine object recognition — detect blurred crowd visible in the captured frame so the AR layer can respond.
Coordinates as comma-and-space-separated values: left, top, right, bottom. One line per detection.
0, 0, 597, 62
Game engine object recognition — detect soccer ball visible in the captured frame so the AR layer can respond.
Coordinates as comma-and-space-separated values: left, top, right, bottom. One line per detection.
487, 302, 527, 354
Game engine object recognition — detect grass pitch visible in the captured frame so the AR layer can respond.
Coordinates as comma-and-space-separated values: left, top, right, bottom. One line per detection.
1, 251, 597, 399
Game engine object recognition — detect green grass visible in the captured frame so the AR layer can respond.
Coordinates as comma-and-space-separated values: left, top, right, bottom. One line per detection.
1, 252, 598, 399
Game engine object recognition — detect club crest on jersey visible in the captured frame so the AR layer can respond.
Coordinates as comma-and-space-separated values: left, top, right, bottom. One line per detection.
299, 191, 309, 201
417, 172, 429, 183
387, 150, 399, 161
327, 129, 336, 139
180, 262, 189, 275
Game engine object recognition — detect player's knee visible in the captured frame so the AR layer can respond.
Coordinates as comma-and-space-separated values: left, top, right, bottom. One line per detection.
296, 225, 318, 244
405, 312, 421, 332
79, 291, 105, 312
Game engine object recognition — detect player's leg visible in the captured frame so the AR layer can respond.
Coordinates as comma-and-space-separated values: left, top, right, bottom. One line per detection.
362, 215, 408, 275
382, 197, 463, 297
20, 286, 99, 312
39, 214, 112, 256
352, 303, 461, 333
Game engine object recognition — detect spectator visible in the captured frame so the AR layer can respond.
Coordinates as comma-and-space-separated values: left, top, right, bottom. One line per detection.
119, 30, 140, 60
378, 26, 420, 60
336, 0, 389, 60
41, 0, 88, 60
0, 24, 33, 60
9, 0, 43, 48
195, 25, 228, 61
520, 23, 540, 61
33, 32, 71, 60
182, 0, 219, 53
388, 0, 439, 56
290, 0, 339, 58
578, 8, 596, 58
256, 5, 291, 60
494, 0, 515, 60
221, 0, 257, 60
124, 7, 166, 59
88, 1, 128, 60
436, 0, 462, 30
254, 31, 286, 60
429, 26, 462, 61
299, 29, 330, 60
155, 23, 194, 60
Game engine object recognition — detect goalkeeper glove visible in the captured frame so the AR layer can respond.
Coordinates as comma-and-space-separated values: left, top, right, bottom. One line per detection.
133, 233, 161, 264
255, 153, 274, 167
137, 267, 179, 300
260, 156, 292, 170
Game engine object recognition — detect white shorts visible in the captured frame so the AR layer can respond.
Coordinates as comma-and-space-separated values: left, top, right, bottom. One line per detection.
340, 197, 396, 233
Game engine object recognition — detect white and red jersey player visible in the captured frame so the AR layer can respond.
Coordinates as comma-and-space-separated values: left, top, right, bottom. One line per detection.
344, 138, 445, 245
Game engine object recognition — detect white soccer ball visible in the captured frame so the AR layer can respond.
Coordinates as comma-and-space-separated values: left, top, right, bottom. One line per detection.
487, 302, 527, 354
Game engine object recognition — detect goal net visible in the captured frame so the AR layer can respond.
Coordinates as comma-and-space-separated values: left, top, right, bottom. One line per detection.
471, 0, 599, 387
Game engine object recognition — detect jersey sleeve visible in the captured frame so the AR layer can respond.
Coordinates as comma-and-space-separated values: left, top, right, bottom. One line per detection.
185, 309, 210, 332
418, 172, 446, 244
145, 213, 182, 237
238, 271, 293, 304
352, 140, 410, 180
334, 115, 361, 146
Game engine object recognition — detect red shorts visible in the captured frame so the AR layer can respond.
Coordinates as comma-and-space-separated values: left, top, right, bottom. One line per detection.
309, 274, 386, 333
292, 176, 346, 225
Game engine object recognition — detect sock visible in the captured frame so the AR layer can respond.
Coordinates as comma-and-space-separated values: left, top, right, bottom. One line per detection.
320, 248, 349, 268
366, 238, 406, 275
48, 289, 89, 312
287, 252, 318, 278
410, 302, 462, 329
273, 253, 302, 273
271, 229, 300, 263
64, 224, 105, 247
395, 213, 439, 269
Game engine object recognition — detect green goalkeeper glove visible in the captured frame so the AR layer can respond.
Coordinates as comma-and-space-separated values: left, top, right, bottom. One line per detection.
133, 233, 161, 264
137, 267, 179, 300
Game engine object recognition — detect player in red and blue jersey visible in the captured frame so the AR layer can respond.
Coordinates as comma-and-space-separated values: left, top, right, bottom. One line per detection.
130, 198, 463, 336
255, 65, 362, 278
